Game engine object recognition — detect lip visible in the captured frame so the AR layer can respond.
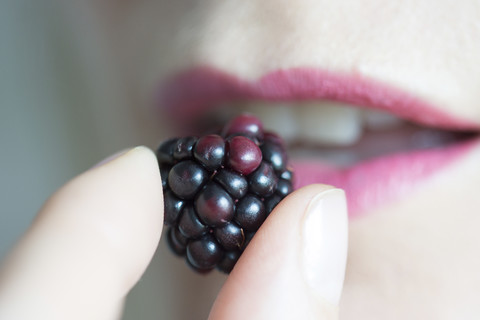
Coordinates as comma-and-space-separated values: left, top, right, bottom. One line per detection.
160, 66, 479, 130
292, 139, 477, 217
159, 65, 479, 216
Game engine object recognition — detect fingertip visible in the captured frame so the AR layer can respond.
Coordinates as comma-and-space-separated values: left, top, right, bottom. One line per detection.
103, 145, 159, 170
209, 184, 346, 320
0, 146, 165, 319
73, 145, 164, 285
88, 145, 160, 181
42, 145, 165, 286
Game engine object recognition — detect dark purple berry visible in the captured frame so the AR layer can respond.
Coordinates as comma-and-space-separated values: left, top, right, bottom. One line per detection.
263, 131, 286, 149
167, 227, 187, 256
249, 162, 278, 197
276, 179, 293, 197
241, 231, 255, 251
265, 194, 282, 215
186, 258, 214, 274
163, 190, 185, 226
173, 136, 197, 160
235, 195, 266, 231
280, 169, 293, 181
178, 205, 209, 239
195, 182, 234, 226
226, 133, 261, 146
222, 114, 264, 139
214, 169, 248, 199
217, 251, 241, 273
194, 134, 225, 171
261, 140, 287, 172
214, 222, 245, 250
156, 138, 178, 165
227, 136, 262, 175
160, 165, 171, 189
173, 226, 188, 246
168, 160, 208, 199
186, 235, 223, 270
158, 113, 294, 274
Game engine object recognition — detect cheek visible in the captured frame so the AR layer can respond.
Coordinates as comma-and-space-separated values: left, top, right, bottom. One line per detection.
340, 143, 480, 318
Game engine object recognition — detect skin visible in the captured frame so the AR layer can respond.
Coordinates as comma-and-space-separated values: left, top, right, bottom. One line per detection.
105, 1, 480, 317
1, 0, 480, 319
0, 148, 347, 320
96, 0, 480, 123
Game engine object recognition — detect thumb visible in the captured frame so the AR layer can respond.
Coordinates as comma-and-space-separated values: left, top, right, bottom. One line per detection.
0, 146, 164, 320
209, 185, 348, 320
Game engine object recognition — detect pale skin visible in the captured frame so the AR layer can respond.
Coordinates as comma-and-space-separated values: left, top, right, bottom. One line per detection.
0, 147, 347, 320
108, 1, 480, 317
1, 0, 480, 319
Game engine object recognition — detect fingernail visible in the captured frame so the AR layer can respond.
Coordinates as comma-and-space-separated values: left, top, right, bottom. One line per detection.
91, 148, 132, 169
301, 188, 348, 305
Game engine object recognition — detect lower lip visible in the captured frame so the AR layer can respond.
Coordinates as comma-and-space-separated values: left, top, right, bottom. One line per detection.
292, 138, 478, 218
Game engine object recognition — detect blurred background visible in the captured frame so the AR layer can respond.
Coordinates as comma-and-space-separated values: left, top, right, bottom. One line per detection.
0, 0, 224, 318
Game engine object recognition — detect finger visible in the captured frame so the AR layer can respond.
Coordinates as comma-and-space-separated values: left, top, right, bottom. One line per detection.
209, 185, 348, 320
0, 146, 164, 320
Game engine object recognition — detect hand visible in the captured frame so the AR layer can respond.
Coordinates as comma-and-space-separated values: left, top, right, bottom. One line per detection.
0, 146, 348, 320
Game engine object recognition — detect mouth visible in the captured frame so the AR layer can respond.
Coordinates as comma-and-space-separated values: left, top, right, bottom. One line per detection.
159, 66, 480, 217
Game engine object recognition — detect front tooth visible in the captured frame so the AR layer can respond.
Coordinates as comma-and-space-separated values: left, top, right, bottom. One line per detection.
363, 109, 403, 130
201, 104, 240, 126
296, 102, 362, 145
239, 102, 298, 142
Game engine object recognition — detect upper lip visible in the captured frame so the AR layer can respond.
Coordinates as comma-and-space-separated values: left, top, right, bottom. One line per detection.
159, 65, 480, 131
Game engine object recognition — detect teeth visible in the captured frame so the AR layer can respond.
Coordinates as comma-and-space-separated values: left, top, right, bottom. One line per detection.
204, 101, 402, 147
363, 109, 403, 130
296, 102, 362, 145
239, 102, 298, 142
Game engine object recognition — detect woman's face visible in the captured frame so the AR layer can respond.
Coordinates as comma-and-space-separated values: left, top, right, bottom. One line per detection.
97, 0, 480, 317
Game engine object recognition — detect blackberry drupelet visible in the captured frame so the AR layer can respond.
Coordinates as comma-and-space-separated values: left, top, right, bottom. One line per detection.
157, 114, 294, 274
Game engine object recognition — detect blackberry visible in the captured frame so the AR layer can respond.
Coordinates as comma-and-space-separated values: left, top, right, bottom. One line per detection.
195, 182, 235, 226
234, 195, 266, 231
157, 114, 294, 274
226, 136, 262, 175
